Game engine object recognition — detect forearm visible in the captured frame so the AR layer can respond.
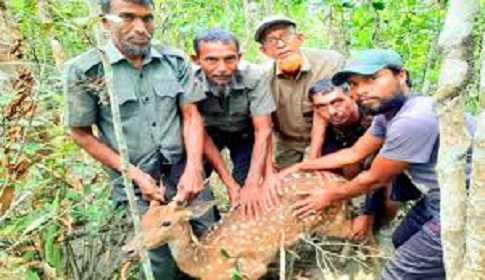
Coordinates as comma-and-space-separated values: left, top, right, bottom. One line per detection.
182, 109, 203, 173
72, 129, 120, 170
70, 127, 140, 177
298, 147, 363, 171
308, 139, 323, 160
264, 133, 276, 175
330, 171, 386, 202
203, 131, 238, 187
308, 112, 326, 159
246, 128, 272, 185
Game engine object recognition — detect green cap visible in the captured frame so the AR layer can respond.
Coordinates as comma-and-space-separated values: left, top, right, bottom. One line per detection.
254, 15, 296, 43
332, 49, 403, 86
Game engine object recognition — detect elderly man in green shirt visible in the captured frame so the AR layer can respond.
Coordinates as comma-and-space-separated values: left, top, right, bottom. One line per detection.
191, 28, 276, 217
63, 0, 218, 279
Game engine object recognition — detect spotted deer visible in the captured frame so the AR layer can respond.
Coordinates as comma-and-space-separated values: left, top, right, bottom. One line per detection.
124, 170, 358, 279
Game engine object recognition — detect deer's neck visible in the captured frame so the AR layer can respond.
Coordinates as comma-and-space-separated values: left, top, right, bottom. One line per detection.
167, 224, 209, 276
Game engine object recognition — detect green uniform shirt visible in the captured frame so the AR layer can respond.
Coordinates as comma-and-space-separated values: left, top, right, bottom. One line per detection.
194, 62, 276, 132
64, 40, 204, 200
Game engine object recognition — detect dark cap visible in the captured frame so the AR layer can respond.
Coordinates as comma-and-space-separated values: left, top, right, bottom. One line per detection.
254, 15, 296, 43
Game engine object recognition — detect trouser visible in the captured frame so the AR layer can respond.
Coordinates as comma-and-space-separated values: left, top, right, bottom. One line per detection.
382, 196, 444, 279
274, 136, 308, 169
204, 127, 254, 185
115, 151, 219, 280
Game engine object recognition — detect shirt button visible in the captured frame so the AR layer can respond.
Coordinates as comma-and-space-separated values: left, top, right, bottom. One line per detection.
139, 72, 143, 79
152, 122, 156, 127
144, 96, 149, 102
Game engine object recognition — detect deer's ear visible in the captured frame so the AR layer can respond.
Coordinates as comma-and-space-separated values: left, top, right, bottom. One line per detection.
186, 201, 216, 219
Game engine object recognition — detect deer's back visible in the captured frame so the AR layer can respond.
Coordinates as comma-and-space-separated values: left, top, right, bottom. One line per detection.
202, 171, 347, 264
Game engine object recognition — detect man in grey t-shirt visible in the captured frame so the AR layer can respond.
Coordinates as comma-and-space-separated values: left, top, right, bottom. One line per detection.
287, 49, 446, 279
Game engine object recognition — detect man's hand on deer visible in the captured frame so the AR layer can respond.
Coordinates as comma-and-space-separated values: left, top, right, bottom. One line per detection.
291, 186, 335, 219
261, 173, 282, 211
239, 181, 264, 219
226, 181, 241, 208
129, 166, 166, 202
174, 167, 204, 202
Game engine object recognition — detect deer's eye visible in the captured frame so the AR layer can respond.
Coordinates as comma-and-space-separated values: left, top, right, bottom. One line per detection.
161, 221, 172, 227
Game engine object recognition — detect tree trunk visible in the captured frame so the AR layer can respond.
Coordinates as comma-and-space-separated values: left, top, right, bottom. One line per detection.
435, 0, 479, 279
462, 29, 485, 278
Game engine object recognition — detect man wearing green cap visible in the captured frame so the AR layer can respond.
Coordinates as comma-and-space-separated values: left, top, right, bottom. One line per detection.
288, 49, 445, 279
254, 15, 344, 170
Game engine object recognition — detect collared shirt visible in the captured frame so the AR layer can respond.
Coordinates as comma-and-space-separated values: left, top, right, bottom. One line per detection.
64, 40, 204, 200
322, 109, 374, 168
326, 109, 373, 150
194, 61, 276, 133
269, 48, 344, 143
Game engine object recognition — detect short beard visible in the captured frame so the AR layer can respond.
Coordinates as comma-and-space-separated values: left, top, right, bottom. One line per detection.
358, 91, 407, 116
122, 41, 151, 57
209, 76, 233, 88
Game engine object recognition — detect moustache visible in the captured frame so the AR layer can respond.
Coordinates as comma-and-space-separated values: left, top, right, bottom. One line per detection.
127, 33, 152, 41
212, 74, 232, 79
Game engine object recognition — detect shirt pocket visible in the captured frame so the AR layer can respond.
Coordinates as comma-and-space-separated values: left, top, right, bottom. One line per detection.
99, 87, 140, 121
118, 89, 140, 120
153, 78, 182, 111
198, 97, 224, 116
230, 91, 250, 116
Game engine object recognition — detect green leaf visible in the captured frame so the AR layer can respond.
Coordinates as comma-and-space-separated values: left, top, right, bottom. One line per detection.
25, 269, 41, 280
23, 213, 51, 235
341, 0, 354, 8
372, 1, 385, 10
44, 224, 61, 271
230, 268, 243, 280
220, 249, 232, 259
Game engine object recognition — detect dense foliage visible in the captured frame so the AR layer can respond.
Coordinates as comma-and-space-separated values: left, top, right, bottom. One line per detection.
1, 0, 484, 279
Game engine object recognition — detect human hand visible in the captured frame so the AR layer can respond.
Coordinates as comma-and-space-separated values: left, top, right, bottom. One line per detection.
350, 215, 374, 240
130, 166, 166, 202
239, 182, 264, 219
226, 181, 241, 208
291, 186, 337, 219
174, 167, 203, 203
261, 173, 282, 211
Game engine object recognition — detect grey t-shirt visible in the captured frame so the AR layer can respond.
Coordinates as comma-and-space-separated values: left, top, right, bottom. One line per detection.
368, 94, 440, 211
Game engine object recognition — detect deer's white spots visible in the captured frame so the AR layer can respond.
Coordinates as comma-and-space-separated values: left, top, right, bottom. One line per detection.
131, 171, 350, 279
